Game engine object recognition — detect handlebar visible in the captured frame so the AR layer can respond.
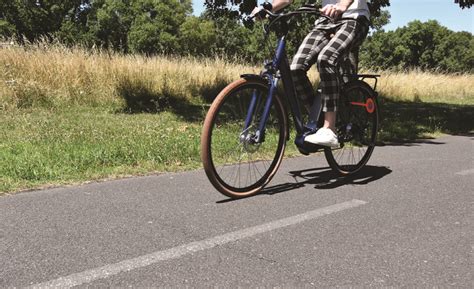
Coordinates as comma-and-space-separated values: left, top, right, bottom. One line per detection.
249, 4, 326, 35
251, 4, 322, 19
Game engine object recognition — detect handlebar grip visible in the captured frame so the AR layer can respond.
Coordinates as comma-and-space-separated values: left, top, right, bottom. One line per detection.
257, 9, 267, 19
262, 2, 273, 11
257, 2, 273, 19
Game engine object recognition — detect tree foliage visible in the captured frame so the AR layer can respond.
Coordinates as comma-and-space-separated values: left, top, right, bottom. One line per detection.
91, 0, 133, 51
0, 0, 90, 42
455, 0, 473, 9
128, 0, 192, 54
179, 16, 216, 55
360, 20, 473, 72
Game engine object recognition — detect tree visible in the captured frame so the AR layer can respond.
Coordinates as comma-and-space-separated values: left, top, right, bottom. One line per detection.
370, 9, 390, 32
55, 2, 95, 46
455, 0, 473, 9
0, 0, 89, 42
179, 16, 216, 56
128, 0, 192, 54
360, 20, 474, 72
208, 14, 252, 57
434, 31, 474, 72
85, 0, 133, 51
0, 9, 16, 39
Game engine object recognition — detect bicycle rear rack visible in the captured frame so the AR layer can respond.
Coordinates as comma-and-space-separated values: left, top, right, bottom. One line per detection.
357, 74, 380, 91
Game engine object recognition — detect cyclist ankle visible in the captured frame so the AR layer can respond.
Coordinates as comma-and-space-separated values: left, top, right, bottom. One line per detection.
323, 125, 337, 133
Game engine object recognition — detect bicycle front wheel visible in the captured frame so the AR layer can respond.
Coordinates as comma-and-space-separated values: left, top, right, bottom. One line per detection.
201, 78, 287, 198
324, 80, 379, 175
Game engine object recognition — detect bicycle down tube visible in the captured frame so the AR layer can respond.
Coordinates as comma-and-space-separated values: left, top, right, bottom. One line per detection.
245, 35, 306, 143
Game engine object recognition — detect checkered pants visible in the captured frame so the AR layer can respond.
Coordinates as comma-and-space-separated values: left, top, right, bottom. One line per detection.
290, 17, 369, 112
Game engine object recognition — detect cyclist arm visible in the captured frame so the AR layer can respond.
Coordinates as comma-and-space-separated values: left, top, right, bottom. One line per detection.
271, 0, 293, 12
338, 0, 355, 10
251, 0, 292, 17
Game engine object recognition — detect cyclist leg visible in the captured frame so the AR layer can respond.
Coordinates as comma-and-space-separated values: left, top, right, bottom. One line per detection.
318, 18, 370, 118
290, 27, 329, 112
305, 19, 369, 146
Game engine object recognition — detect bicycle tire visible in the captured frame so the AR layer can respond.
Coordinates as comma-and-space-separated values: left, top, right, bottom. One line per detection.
201, 78, 288, 198
324, 80, 379, 175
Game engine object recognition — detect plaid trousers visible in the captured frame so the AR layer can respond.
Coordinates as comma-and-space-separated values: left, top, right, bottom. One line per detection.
290, 17, 369, 112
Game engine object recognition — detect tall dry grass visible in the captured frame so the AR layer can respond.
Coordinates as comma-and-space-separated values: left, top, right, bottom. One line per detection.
375, 70, 474, 104
0, 43, 259, 111
1, 43, 473, 111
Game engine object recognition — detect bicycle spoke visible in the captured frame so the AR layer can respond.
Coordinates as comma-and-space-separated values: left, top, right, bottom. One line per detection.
203, 80, 286, 195
325, 83, 378, 174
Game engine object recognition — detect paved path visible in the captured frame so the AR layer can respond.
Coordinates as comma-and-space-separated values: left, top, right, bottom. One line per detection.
1, 135, 472, 287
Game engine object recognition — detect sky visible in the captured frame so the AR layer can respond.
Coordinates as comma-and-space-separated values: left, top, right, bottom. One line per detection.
192, 0, 474, 33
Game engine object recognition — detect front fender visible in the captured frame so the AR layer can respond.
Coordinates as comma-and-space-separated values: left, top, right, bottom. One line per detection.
240, 74, 270, 85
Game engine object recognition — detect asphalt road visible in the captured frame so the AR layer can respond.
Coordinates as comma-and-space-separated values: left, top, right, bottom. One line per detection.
1, 135, 472, 287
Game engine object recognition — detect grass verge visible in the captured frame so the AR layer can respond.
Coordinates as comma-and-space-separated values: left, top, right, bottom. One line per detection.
2, 99, 472, 194
0, 106, 205, 193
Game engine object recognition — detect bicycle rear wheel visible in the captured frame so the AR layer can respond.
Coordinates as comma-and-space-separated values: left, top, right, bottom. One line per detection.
324, 80, 378, 175
201, 78, 287, 198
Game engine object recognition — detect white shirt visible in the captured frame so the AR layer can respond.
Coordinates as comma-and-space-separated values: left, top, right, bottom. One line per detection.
323, 0, 370, 20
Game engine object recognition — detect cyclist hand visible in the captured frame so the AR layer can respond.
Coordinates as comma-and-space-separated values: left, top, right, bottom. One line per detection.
320, 4, 346, 19
250, 6, 265, 21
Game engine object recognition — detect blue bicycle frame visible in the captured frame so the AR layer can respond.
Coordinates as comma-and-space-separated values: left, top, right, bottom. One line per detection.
244, 35, 307, 144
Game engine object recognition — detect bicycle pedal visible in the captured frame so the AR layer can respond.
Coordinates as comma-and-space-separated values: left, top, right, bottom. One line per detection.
297, 146, 311, 156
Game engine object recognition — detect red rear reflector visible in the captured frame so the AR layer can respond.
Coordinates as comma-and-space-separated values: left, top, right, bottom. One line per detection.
350, 98, 375, 114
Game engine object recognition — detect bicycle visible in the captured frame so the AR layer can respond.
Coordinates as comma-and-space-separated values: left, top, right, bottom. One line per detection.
201, 4, 380, 199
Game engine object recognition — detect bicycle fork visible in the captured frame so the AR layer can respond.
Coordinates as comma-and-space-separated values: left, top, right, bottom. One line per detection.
241, 76, 279, 144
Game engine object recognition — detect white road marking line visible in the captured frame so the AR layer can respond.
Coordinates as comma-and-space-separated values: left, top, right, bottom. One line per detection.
28, 199, 367, 288
455, 169, 474, 176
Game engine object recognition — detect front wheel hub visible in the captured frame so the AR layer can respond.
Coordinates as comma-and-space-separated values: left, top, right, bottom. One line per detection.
240, 132, 260, 153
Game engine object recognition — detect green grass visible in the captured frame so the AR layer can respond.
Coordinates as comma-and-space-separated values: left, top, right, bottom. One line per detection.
377, 97, 474, 142
0, 106, 205, 193
2, 98, 473, 194
3, 96, 472, 194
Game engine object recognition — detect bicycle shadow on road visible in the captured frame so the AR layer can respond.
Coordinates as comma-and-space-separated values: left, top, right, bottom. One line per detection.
216, 165, 392, 202
260, 165, 392, 195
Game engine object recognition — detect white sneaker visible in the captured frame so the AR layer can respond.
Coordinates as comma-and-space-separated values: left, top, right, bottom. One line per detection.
304, 127, 339, 147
